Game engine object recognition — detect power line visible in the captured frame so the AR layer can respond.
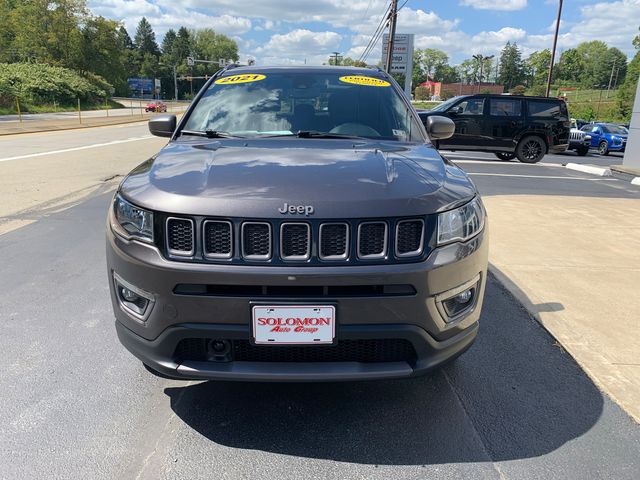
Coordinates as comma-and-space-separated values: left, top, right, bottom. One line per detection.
359, 2, 392, 63
358, 1, 391, 62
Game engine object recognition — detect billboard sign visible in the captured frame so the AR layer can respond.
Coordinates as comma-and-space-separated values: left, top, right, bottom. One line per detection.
127, 78, 154, 99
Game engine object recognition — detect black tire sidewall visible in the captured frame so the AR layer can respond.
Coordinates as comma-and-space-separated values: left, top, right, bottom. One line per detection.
495, 152, 516, 161
577, 147, 589, 156
516, 136, 546, 163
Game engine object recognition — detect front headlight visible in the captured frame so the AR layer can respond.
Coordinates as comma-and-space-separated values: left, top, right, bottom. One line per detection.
112, 194, 154, 242
437, 197, 485, 245
584, 134, 591, 141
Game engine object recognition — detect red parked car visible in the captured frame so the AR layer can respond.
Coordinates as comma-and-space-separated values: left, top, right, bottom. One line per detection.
145, 101, 167, 113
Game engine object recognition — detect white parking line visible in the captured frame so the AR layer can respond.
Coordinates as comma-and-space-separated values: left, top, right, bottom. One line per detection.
467, 172, 617, 181
0, 136, 155, 163
449, 159, 561, 167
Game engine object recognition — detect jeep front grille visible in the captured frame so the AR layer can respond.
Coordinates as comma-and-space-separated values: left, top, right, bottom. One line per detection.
396, 219, 424, 256
319, 223, 348, 260
358, 222, 387, 259
242, 222, 271, 260
163, 216, 429, 264
280, 223, 310, 260
203, 221, 232, 258
166, 217, 194, 256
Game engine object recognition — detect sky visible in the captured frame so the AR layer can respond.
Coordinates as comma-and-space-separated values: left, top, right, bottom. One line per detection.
88, 0, 640, 65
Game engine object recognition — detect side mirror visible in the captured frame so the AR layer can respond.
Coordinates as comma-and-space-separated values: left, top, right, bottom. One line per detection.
450, 106, 463, 115
149, 115, 177, 138
425, 115, 455, 140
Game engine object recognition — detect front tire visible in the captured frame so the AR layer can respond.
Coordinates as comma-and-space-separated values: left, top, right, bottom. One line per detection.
516, 136, 546, 163
494, 152, 516, 161
577, 146, 589, 156
598, 141, 609, 156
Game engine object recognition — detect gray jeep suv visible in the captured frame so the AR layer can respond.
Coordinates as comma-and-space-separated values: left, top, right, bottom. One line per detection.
107, 66, 488, 382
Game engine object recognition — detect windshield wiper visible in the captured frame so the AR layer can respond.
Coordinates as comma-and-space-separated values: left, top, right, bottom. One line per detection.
295, 130, 370, 140
180, 129, 241, 138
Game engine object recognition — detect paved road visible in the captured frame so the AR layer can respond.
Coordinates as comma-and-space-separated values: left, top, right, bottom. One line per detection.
0, 99, 188, 123
0, 127, 638, 479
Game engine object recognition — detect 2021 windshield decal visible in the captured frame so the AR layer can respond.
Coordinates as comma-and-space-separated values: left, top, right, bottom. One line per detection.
214, 74, 266, 85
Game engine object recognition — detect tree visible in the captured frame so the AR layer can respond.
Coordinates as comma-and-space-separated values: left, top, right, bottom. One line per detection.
498, 42, 526, 90
162, 29, 177, 56
415, 48, 448, 79
329, 57, 366, 67
526, 49, 551, 87
118, 26, 134, 50
633, 26, 640, 50
616, 50, 639, 118
434, 64, 460, 83
556, 48, 585, 83
134, 17, 159, 57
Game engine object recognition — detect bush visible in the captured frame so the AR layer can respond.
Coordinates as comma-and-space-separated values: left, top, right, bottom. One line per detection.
509, 84, 526, 95
0, 63, 113, 109
414, 85, 430, 101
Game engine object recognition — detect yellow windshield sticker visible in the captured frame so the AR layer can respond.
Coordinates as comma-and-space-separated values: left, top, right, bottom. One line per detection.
215, 74, 266, 85
339, 75, 390, 87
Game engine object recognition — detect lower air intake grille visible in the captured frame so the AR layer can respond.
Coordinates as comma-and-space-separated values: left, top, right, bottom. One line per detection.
166, 218, 194, 255
174, 339, 417, 364
242, 222, 271, 259
396, 220, 424, 256
358, 222, 387, 258
203, 221, 232, 258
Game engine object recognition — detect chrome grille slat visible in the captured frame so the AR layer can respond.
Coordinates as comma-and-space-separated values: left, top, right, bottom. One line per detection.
166, 217, 195, 256
280, 223, 311, 261
203, 220, 232, 259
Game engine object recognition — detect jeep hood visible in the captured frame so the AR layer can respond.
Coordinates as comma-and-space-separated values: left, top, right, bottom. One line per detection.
120, 138, 477, 218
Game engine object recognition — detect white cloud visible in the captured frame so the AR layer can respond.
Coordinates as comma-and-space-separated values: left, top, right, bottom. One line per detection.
254, 29, 342, 64
459, 0, 527, 10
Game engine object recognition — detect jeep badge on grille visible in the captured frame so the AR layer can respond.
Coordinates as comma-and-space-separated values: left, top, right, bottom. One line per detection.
278, 203, 314, 216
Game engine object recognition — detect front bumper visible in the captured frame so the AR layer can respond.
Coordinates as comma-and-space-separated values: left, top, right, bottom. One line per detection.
107, 224, 488, 381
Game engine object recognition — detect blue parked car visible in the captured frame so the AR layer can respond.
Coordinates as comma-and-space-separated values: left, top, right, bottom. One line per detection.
580, 123, 628, 155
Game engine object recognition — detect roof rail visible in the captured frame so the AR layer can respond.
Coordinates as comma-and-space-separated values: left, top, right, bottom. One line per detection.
213, 63, 240, 78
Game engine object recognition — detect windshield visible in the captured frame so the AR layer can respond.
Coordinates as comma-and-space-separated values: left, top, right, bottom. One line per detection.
602, 124, 628, 135
429, 96, 462, 112
182, 71, 423, 141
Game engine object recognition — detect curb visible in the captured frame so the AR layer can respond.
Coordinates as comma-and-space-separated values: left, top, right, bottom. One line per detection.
565, 163, 611, 177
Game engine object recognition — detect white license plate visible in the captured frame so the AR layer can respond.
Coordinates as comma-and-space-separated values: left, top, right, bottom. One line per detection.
252, 305, 335, 345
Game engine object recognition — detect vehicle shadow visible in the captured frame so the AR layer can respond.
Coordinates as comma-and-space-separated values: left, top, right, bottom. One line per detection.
164, 273, 604, 465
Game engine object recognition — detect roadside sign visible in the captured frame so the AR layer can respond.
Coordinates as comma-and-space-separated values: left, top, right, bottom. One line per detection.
186, 56, 195, 66
154, 78, 161, 88
382, 34, 414, 96
219, 58, 226, 67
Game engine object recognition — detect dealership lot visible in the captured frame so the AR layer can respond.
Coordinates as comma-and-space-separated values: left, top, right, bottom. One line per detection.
0, 125, 638, 479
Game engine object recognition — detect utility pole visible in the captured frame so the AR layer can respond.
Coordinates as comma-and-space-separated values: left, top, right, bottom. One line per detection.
473, 54, 494, 93
606, 60, 617, 98
546, 0, 563, 97
385, 0, 398, 73
173, 64, 178, 101
330, 52, 342, 66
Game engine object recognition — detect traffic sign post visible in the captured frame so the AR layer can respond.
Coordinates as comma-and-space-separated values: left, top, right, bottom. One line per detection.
382, 33, 414, 97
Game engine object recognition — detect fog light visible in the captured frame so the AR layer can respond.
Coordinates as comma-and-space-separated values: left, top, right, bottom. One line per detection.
455, 289, 473, 304
435, 275, 481, 323
120, 287, 139, 302
113, 272, 155, 322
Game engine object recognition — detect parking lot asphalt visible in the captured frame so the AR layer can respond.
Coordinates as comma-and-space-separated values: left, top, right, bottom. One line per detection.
0, 127, 639, 479
0, 193, 638, 480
